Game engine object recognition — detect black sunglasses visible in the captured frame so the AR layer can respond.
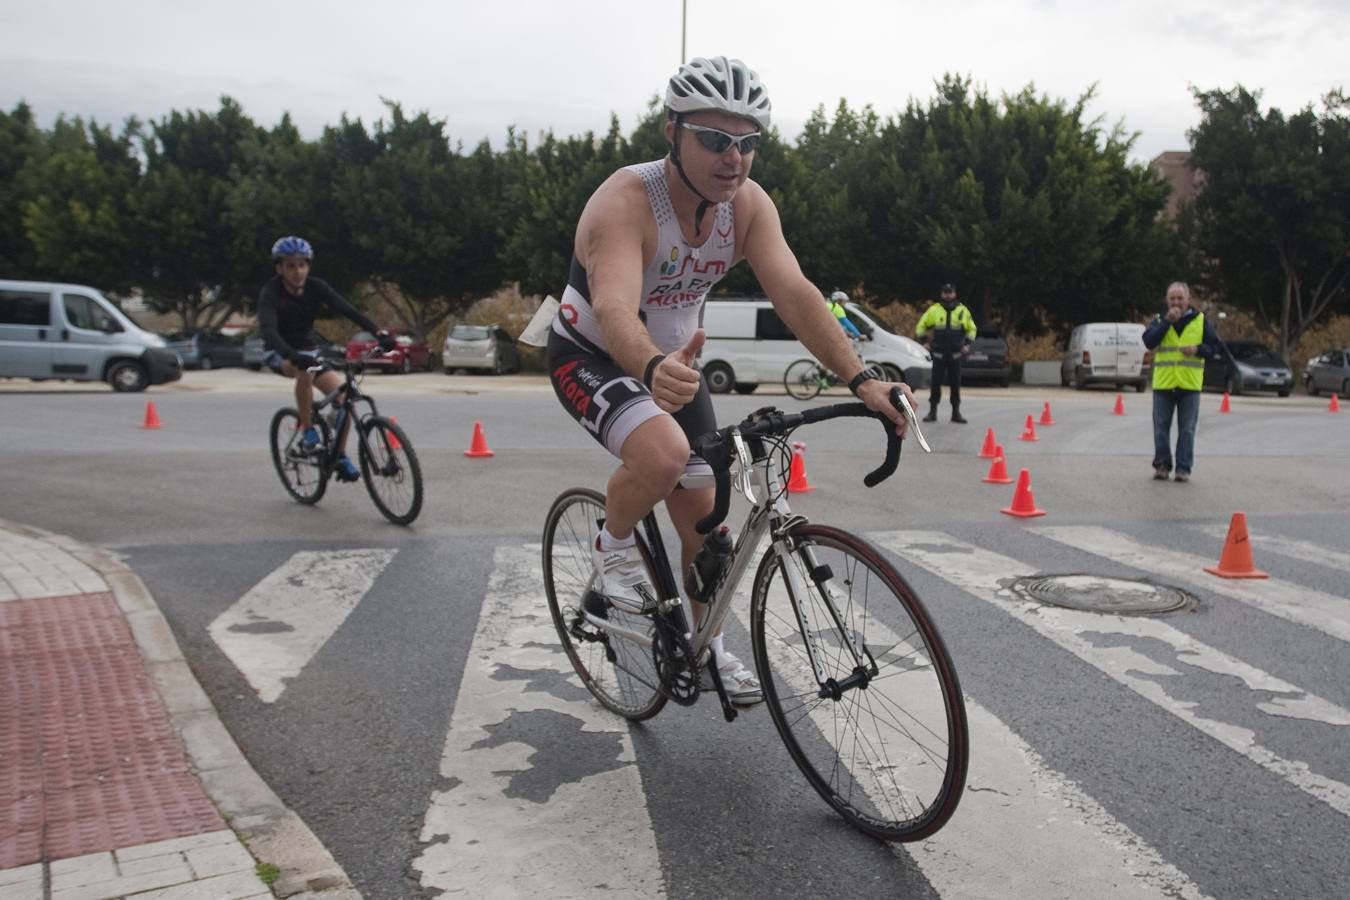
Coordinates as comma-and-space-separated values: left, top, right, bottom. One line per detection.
681, 122, 762, 155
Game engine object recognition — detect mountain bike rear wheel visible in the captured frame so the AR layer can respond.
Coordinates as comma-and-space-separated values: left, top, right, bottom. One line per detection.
269, 407, 330, 504
542, 488, 666, 721
751, 523, 968, 841
784, 359, 824, 401
357, 415, 423, 525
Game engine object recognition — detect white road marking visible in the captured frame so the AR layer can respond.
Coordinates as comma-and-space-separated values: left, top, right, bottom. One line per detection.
412, 544, 663, 899
208, 549, 396, 702
1192, 523, 1350, 573
733, 546, 1208, 900
874, 531, 1350, 818
1032, 525, 1350, 645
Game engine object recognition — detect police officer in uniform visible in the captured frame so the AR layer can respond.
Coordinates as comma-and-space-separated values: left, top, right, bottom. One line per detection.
915, 283, 976, 423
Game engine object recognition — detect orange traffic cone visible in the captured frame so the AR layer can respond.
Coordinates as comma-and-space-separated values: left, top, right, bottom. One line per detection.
1330, 394, 1341, 413
1112, 394, 1126, 416
1203, 512, 1268, 579
386, 416, 403, 450
787, 441, 815, 493
1219, 392, 1231, 413
982, 446, 1013, 484
1000, 468, 1046, 518
464, 420, 494, 458
1019, 414, 1038, 442
141, 401, 162, 429
1038, 401, 1055, 426
979, 427, 998, 458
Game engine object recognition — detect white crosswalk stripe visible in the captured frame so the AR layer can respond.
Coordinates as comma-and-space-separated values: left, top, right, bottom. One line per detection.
1032, 525, 1350, 645
412, 544, 661, 898
873, 530, 1350, 819
208, 548, 397, 702
1191, 523, 1350, 573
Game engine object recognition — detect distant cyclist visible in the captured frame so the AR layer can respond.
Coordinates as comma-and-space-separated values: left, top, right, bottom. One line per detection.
259, 235, 394, 482
828, 290, 864, 342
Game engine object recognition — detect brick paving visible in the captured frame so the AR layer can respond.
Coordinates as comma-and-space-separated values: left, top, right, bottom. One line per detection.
0, 529, 270, 899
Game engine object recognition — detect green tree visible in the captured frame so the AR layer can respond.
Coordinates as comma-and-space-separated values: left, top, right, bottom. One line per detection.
134, 97, 265, 329
1189, 86, 1350, 354
18, 115, 142, 291
0, 103, 42, 274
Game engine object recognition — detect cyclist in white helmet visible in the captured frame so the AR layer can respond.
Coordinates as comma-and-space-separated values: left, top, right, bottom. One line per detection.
546, 56, 918, 705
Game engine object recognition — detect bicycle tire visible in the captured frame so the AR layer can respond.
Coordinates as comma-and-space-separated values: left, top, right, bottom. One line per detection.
750, 523, 968, 841
357, 415, 424, 525
542, 487, 666, 721
269, 407, 330, 505
784, 359, 823, 401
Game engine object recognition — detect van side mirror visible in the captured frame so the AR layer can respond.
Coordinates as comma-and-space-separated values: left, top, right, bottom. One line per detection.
101, 317, 123, 334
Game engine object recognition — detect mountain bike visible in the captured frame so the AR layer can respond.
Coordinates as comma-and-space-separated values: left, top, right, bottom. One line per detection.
541, 393, 968, 841
268, 358, 424, 525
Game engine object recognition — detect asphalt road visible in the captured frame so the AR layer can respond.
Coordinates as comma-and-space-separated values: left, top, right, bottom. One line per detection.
2, 369, 1347, 899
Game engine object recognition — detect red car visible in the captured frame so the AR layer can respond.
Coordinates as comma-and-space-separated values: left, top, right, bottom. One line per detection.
346, 330, 435, 373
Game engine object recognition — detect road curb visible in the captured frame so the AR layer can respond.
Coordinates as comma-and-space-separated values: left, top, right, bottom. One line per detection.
4, 519, 361, 900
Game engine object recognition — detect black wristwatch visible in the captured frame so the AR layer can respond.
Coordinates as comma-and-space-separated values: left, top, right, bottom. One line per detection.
847, 370, 877, 397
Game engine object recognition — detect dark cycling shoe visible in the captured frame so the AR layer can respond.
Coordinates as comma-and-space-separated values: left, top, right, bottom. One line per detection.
335, 455, 361, 482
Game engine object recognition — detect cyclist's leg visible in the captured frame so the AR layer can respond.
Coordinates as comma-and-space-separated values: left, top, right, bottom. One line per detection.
311, 368, 348, 445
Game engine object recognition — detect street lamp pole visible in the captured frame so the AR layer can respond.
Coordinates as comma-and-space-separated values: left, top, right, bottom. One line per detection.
681, 0, 687, 65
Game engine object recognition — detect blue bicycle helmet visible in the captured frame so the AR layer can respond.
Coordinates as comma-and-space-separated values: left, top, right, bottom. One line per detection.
271, 235, 314, 260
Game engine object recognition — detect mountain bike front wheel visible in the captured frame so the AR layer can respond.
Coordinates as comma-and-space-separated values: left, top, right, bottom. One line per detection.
750, 523, 969, 841
357, 415, 423, 525
784, 359, 824, 401
542, 487, 666, 721
269, 407, 330, 505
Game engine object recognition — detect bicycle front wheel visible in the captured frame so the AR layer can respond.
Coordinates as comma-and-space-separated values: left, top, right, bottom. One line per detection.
542, 488, 666, 721
269, 408, 330, 505
357, 416, 424, 525
751, 523, 968, 841
784, 359, 823, 401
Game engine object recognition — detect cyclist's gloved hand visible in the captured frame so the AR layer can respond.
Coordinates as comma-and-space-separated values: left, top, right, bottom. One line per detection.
376, 329, 397, 352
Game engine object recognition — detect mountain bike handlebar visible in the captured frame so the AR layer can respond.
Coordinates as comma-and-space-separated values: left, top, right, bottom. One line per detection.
691, 389, 909, 534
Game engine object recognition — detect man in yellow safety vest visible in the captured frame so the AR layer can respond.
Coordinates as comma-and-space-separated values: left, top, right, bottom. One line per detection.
1141, 281, 1220, 482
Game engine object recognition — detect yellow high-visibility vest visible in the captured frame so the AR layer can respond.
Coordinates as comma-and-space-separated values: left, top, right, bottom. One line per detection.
1152, 313, 1206, 390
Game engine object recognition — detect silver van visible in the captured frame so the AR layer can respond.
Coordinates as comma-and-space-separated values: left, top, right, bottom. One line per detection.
0, 280, 182, 391
701, 297, 931, 393
1060, 322, 1150, 392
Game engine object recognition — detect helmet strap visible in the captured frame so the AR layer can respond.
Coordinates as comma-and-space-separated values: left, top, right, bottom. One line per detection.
668, 114, 714, 237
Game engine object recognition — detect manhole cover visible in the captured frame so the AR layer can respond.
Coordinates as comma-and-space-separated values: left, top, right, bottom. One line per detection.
1010, 574, 1195, 615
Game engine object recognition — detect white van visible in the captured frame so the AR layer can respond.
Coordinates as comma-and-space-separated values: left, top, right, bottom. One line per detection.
1060, 322, 1150, 392
700, 297, 931, 393
0, 280, 182, 391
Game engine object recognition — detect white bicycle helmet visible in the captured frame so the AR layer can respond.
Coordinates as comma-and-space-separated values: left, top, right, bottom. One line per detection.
830, 290, 850, 303
666, 56, 771, 130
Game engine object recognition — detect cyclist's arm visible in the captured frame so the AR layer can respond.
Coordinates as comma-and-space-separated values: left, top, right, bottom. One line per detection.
839, 316, 862, 340
258, 283, 301, 361
311, 278, 379, 336
580, 175, 667, 380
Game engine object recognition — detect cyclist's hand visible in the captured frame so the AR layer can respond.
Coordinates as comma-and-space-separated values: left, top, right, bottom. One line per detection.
376, 329, 397, 352
856, 377, 913, 438
651, 329, 705, 413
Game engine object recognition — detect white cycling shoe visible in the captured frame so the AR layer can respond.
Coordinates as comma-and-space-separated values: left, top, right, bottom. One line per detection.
703, 651, 764, 706
591, 539, 657, 614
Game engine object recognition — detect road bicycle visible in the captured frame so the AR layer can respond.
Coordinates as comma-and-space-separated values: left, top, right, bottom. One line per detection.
268, 358, 424, 525
541, 393, 968, 841
784, 338, 874, 401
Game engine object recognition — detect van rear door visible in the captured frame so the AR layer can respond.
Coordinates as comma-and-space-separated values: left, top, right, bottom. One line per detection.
0, 286, 54, 377
1109, 324, 1146, 378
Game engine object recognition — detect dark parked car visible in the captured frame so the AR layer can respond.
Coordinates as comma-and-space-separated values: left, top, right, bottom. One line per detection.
442, 324, 521, 374
1204, 340, 1293, 396
242, 332, 345, 370
347, 329, 434, 373
1303, 348, 1350, 398
961, 327, 1011, 387
163, 330, 246, 369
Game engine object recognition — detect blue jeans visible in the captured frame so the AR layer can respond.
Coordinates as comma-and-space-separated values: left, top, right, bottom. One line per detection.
1152, 388, 1200, 474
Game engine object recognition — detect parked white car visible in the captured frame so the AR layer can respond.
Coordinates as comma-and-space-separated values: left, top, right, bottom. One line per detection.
700, 297, 931, 393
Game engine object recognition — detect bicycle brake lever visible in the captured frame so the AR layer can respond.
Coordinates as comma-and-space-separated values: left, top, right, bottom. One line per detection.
894, 392, 932, 453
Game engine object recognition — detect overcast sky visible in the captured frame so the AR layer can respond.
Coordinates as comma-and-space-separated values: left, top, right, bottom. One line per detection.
3, 0, 1344, 164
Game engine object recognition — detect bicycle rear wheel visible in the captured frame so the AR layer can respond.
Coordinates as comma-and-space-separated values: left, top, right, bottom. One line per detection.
751, 523, 968, 841
784, 359, 824, 400
542, 488, 666, 721
357, 415, 424, 525
269, 408, 330, 505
